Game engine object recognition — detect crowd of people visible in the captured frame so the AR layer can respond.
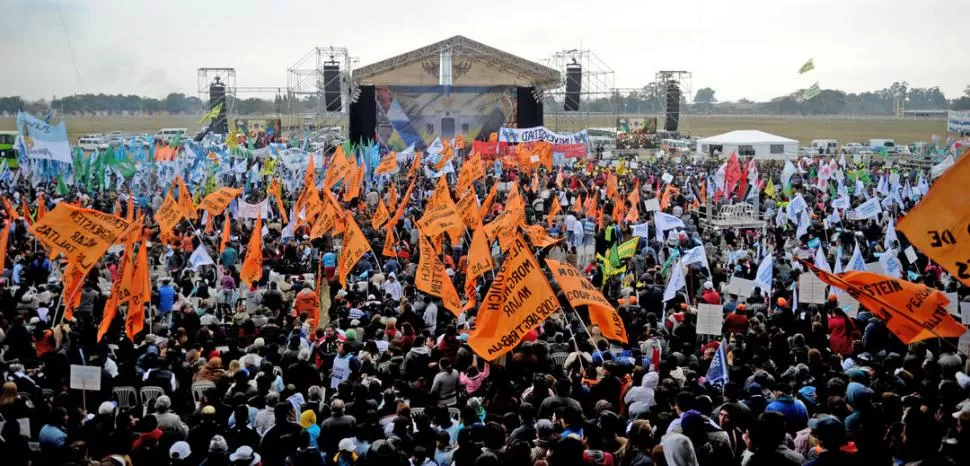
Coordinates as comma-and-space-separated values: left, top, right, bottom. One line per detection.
0, 139, 969, 466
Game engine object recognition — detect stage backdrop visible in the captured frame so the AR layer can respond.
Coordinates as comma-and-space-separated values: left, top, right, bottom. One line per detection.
375, 85, 516, 151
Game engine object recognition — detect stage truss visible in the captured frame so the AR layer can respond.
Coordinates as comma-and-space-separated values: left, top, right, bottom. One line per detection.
286, 46, 356, 137
541, 49, 618, 133
655, 70, 691, 131
197, 67, 236, 117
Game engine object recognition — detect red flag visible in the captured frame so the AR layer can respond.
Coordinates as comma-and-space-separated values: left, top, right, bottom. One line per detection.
724, 152, 742, 198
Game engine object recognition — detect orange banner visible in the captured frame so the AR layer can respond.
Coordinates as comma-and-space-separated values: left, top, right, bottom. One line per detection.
376, 152, 398, 175
28, 203, 133, 274
479, 183, 498, 218
546, 258, 628, 343
0, 221, 9, 273
325, 147, 353, 190
416, 232, 462, 315
418, 178, 464, 242
268, 178, 288, 224
311, 202, 338, 239
100, 235, 135, 342
382, 226, 396, 257
372, 199, 390, 230
3, 197, 19, 220
897, 155, 970, 285
800, 260, 966, 344
155, 145, 177, 162
198, 188, 241, 216
389, 177, 416, 229
407, 151, 423, 179
342, 161, 363, 203
240, 216, 263, 286
337, 212, 373, 287
468, 234, 561, 361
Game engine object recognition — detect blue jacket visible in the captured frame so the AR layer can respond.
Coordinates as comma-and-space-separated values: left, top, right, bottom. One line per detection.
765, 395, 809, 431
158, 285, 176, 313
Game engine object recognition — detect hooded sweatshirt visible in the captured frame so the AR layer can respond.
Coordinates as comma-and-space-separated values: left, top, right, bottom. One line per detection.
662, 433, 700, 466
625, 372, 659, 418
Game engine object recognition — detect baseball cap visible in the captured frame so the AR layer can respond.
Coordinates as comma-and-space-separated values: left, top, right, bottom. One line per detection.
229, 445, 261, 465
170, 441, 191, 460
808, 415, 845, 445
338, 438, 358, 452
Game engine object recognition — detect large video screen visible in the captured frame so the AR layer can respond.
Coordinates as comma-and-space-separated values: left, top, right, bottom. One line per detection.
375, 85, 517, 151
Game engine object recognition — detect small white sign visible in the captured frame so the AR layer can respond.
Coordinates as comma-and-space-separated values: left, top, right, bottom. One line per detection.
904, 246, 917, 263
696, 304, 724, 336
70, 365, 102, 391
798, 273, 828, 304
662, 173, 674, 184
331, 356, 351, 389
725, 277, 754, 298
643, 198, 660, 211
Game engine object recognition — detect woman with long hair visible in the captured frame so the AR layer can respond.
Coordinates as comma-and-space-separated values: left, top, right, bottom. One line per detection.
616, 420, 656, 466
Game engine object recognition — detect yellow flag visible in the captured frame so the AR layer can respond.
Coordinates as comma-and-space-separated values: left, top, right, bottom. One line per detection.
764, 179, 776, 199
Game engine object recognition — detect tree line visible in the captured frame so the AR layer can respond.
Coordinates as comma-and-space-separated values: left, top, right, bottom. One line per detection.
2, 82, 969, 117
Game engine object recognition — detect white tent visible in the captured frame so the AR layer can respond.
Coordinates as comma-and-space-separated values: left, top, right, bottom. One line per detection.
696, 130, 798, 160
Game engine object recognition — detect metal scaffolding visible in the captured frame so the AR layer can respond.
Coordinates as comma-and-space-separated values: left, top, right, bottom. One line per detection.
286, 46, 356, 136
655, 70, 691, 131
541, 49, 617, 132
197, 68, 236, 114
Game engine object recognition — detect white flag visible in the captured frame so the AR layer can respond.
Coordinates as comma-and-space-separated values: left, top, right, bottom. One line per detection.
663, 260, 686, 302
884, 216, 898, 251
682, 246, 710, 271
796, 209, 811, 237
814, 245, 832, 273
189, 244, 215, 271
654, 212, 685, 242
753, 254, 774, 294
846, 241, 866, 272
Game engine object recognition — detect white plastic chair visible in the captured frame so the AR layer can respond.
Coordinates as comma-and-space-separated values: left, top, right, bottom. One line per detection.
139, 386, 165, 415
551, 352, 569, 366
191, 381, 216, 408
113, 386, 137, 410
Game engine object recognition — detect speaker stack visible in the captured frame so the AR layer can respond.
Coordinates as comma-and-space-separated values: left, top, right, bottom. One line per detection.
564, 63, 582, 112
209, 77, 228, 134
664, 81, 681, 132
323, 63, 342, 112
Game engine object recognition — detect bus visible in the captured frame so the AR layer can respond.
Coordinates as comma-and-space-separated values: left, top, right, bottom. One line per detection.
0, 131, 19, 169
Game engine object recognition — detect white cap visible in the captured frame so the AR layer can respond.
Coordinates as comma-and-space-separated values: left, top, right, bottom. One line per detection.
229, 445, 260, 465
169, 441, 191, 460
338, 438, 358, 452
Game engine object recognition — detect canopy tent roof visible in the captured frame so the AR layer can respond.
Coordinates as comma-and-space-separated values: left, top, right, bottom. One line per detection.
353, 35, 561, 89
696, 130, 798, 145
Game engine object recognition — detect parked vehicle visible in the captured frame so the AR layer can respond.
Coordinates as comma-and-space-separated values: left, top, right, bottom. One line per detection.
869, 138, 897, 153
842, 143, 864, 153
78, 136, 109, 151
155, 128, 188, 143
810, 139, 839, 155
0, 131, 20, 169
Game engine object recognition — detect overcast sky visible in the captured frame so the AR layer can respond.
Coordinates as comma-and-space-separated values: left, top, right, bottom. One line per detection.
3, 0, 967, 103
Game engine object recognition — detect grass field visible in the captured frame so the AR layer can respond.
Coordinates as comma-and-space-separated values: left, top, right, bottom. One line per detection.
0, 115, 953, 147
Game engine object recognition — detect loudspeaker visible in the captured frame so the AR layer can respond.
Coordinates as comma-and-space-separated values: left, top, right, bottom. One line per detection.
564, 63, 581, 112
664, 81, 681, 132
349, 85, 376, 144
516, 87, 543, 128
323, 63, 341, 112
209, 79, 228, 134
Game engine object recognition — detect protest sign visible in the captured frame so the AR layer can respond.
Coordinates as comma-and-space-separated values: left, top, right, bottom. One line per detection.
547, 258, 627, 343
70, 365, 102, 391
798, 273, 828, 304
696, 304, 724, 336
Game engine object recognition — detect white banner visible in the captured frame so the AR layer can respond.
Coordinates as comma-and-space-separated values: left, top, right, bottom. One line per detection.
237, 199, 270, 219
696, 304, 724, 336
948, 110, 970, 133
16, 111, 72, 164
498, 126, 588, 145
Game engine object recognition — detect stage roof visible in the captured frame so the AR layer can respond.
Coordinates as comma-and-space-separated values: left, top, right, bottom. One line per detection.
353, 35, 560, 89
696, 130, 797, 145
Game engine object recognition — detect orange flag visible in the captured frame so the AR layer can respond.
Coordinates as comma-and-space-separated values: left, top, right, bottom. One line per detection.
268, 178, 288, 224
523, 224, 564, 249
2, 197, 19, 220
126, 192, 135, 222
434, 145, 455, 171
342, 160, 363, 202
625, 202, 640, 224
699, 181, 707, 205
310, 203, 338, 239
382, 226, 397, 257
198, 187, 241, 217
20, 198, 32, 226
325, 147, 353, 190
556, 169, 564, 188
220, 216, 231, 253
36, 193, 46, 222
125, 238, 150, 341
627, 179, 641, 207
585, 193, 598, 219
455, 190, 482, 231
418, 177, 464, 243
466, 226, 493, 285
155, 193, 184, 239
389, 177, 416, 229
0, 221, 8, 272
386, 184, 398, 210
304, 151, 317, 191
29, 203, 134, 274
337, 212, 374, 287
799, 259, 966, 344
455, 134, 466, 150
479, 183, 498, 218
456, 154, 484, 195
468, 234, 561, 361
897, 154, 970, 285
372, 199, 390, 230
99, 234, 135, 342
547, 198, 562, 227
240, 216, 263, 286
407, 151, 423, 180
571, 195, 583, 214
60, 263, 85, 322
416, 232, 462, 315
175, 176, 197, 219
376, 151, 398, 175
546, 258, 628, 343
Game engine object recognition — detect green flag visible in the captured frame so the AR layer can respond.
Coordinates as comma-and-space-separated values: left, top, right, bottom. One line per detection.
801, 82, 821, 100
56, 176, 70, 196
798, 59, 814, 74
617, 237, 640, 260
